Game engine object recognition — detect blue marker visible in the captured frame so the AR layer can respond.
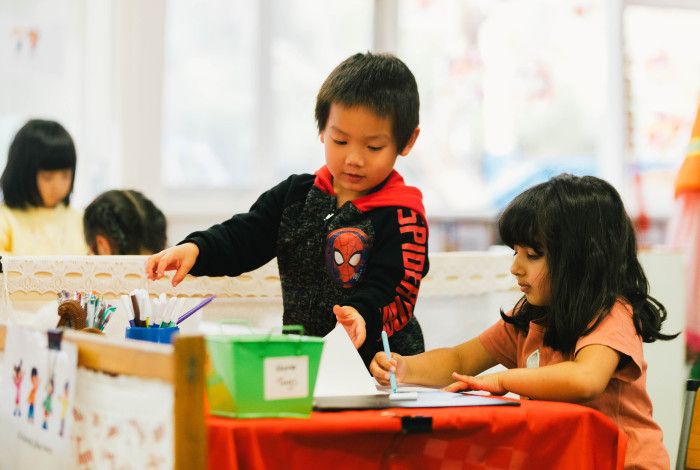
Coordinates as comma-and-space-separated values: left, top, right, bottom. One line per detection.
381, 330, 398, 394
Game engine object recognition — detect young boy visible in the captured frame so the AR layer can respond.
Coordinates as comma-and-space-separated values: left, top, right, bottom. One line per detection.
145, 52, 429, 365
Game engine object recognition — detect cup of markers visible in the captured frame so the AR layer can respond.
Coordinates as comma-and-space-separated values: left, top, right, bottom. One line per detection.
122, 290, 215, 345
58, 290, 116, 331
126, 325, 180, 344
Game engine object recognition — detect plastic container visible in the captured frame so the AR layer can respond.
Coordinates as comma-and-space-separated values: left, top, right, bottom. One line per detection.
206, 325, 324, 418
125, 326, 180, 344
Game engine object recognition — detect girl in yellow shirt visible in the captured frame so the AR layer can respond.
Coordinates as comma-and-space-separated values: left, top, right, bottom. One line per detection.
0, 119, 87, 255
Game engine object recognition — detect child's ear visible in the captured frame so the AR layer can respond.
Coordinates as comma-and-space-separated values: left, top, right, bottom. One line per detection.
319, 132, 325, 144
95, 234, 112, 255
398, 127, 420, 156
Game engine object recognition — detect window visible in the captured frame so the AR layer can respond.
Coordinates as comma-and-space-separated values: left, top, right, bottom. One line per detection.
0, 1, 116, 205
161, 0, 373, 189
396, 0, 606, 213
624, 3, 700, 217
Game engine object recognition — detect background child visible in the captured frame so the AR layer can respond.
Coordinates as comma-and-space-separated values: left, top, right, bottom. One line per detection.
146, 52, 429, 365
83, 189, 167, 255
0, 119, 86, 255
371, 174, 677, 469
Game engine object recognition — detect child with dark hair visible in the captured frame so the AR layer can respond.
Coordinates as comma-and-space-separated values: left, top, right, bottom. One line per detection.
84, 189, 167, 255
27, 367, 38, 423
371, 174, 677, 469
147, 52, 428, 365
0, 119, 86, 255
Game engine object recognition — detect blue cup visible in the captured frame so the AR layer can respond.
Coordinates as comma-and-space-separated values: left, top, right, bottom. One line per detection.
125, 326, 180, 344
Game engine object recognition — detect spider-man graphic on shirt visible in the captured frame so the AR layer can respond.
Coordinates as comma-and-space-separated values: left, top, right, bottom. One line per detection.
325, 227, 369, 288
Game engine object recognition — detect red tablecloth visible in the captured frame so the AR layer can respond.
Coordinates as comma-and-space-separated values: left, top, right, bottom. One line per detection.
207, 397, 627, 470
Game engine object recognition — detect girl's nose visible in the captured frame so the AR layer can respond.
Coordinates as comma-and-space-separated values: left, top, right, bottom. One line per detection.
510, 260, 523, 278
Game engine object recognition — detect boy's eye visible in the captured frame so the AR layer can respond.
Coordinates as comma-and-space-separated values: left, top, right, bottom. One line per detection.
332, 139, 347, 146
368, 146, 384, 152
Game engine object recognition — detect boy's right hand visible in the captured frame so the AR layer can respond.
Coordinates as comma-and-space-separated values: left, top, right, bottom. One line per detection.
369, 351, 407, 386
145, 243, 200, 287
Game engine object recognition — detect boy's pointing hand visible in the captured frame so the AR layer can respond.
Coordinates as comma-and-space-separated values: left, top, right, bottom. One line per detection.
145, 242, 199, 287
333, 305, 366, 349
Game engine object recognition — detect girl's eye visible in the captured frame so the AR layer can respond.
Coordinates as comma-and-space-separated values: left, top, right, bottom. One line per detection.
332, 139, 347, 146
513, 246, 542, 260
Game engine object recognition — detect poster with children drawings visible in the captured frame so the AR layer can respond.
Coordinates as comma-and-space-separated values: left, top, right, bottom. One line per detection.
0, 324, 77, 469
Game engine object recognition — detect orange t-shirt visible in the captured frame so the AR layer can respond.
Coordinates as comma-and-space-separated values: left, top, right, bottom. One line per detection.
28, 386, 37, 404
479, 301, 668, 470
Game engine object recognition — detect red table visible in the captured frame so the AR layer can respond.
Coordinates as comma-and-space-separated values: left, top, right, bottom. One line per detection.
207, 398, 627, 470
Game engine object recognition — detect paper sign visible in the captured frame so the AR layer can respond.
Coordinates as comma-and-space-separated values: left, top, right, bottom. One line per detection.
0, 325, 78, 468
263, 356, 308, 400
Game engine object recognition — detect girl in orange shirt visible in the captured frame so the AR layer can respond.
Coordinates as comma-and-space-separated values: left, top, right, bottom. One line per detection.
371, 174, 678, 470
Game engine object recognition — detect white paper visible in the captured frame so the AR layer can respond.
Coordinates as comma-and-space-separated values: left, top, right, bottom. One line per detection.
375, 382, 441, 393
392, 390, 515, 408
313, 323, 380, 397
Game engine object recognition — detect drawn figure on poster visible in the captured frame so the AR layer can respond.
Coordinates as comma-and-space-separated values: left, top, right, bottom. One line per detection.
59, 381, 69, 436
42, 375, 54, 430
12, 361, 24, 416
27, 367, 39, 422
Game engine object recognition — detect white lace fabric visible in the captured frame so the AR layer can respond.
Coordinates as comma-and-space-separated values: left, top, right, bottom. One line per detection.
1, 253, 516, 298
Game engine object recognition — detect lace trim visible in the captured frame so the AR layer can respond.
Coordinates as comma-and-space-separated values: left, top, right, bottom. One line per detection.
1, 252, 517, 298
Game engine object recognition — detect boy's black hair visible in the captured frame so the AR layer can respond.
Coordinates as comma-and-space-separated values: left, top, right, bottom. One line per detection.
83, 189, 167, 255
498, 173, 678, 354
315, 52, 419, 152
1, 119, 77, 208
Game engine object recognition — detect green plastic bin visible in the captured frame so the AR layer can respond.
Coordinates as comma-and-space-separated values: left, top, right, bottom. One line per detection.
205, 325, 324, 418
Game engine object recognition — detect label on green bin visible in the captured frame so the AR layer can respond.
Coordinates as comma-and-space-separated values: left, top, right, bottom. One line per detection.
263, 356, 308, 400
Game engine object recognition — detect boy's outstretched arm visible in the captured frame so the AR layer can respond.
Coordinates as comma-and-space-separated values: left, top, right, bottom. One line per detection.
370, 337, 498, 388
445, 344, 621, 403
145, 243, 200, 287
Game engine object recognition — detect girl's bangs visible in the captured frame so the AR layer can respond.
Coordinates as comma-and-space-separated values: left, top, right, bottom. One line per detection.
498, 197, 543, 252
37, 144, 76, 171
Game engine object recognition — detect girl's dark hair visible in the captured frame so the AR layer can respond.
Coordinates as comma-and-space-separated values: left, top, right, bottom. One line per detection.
1, 119, 77, 208
315, 52, 419, 152
498, 173, 678, 354
83, 190, 167, 255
